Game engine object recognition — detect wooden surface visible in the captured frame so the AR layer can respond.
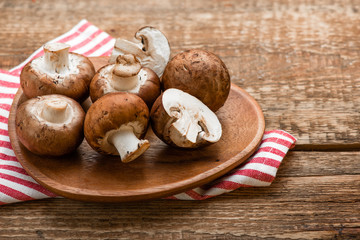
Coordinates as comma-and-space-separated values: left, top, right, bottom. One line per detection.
0, 0, 359, 239
9, 80, 264, 202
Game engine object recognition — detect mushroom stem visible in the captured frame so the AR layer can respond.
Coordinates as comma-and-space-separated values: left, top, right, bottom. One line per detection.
108, 126, 150, 163
170, 113, 202, 144
111, 73, 139, 91
41, 100, 69, 123
111, 54, 141, 91
43, 43, 70, 74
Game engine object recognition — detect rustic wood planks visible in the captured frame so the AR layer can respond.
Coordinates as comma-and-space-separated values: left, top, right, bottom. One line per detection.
0, 0, 359, 239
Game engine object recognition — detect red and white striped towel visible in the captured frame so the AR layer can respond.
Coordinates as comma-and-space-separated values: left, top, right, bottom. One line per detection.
0, 20, 296, 204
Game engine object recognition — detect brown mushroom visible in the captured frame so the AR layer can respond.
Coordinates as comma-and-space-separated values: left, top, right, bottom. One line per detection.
109, 26, 170, 77
151, 88, 222, 148
15, 94, 85, 156
90, 54, 160, 108
20, 42, 95, 102
162, 49, 231, 112
84, 92, 150, 163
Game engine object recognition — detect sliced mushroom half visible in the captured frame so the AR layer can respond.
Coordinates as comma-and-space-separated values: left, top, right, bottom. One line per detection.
151, 88, 222, 148
109, 27, 170, 77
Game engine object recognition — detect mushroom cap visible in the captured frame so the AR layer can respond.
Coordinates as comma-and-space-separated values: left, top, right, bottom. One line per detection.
162, 49, 231, 112
151, 88, 222, 148
90, 64, 161, 108
20, 53, 95, 102
15, 94, 85, 156
84, 92, 150, 155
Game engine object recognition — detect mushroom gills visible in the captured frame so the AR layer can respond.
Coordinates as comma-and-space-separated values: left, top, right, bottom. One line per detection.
169, 110, 202, 144
162, 89, 222, 148
107, 125, 150, 163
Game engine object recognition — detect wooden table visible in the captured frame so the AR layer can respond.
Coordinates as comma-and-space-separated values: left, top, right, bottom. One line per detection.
1, 0, 359, 239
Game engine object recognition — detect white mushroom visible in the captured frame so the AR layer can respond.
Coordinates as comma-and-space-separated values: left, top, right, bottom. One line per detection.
109, 27, 170, 77
151, 88, 222, 148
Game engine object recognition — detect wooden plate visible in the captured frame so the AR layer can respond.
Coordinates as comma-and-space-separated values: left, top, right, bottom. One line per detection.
8, 57, 265, 202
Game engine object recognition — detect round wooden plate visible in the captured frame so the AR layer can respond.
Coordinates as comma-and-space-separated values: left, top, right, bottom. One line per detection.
8, 57, 265, 202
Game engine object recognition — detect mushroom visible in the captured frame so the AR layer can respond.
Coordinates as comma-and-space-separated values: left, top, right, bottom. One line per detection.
20, 42, 95, 102
90, 54, 161, 108
109, 26, 170, 77
150, 88, 222, 148
84, 92, 150, 163
162, 49, 231, 112
15, 94, 85, 156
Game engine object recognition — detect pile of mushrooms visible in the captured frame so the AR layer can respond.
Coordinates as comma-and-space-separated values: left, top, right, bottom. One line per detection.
15, 26, 231, 163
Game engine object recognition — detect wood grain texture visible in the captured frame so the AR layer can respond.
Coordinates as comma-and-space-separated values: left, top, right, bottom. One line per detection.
0, 152, 359, 240
1, 0, 360, 239
1, 0, 360, 147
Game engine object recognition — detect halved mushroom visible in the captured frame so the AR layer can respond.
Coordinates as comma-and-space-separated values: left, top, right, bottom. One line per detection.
15, 94, 85, 156
84, 92, 150, 163
109, 26, 170, 77
151, 88, 222, 148
162, 49, 231, 112
20, 42, 95, 102
90, 54, 160, 108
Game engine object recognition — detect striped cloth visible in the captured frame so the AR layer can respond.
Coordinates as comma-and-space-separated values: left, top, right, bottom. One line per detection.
166, 130, 296, 200
0, 20, 296, 204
